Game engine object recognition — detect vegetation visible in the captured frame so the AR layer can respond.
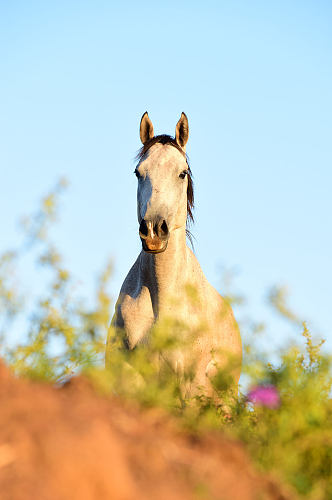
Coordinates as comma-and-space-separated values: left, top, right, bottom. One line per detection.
1, 183, 331, 499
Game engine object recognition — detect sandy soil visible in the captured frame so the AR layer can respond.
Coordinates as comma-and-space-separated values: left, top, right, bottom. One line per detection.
0, 360, 296, 500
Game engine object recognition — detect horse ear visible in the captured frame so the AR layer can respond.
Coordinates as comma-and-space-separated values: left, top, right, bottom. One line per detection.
175, 112, 189, 150
140, 112, 154, 144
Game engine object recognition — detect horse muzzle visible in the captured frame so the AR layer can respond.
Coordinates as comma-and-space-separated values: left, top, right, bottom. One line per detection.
139, 219, 169, 254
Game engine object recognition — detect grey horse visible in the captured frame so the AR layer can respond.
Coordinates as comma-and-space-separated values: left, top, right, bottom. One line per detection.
106, 112, 242, 397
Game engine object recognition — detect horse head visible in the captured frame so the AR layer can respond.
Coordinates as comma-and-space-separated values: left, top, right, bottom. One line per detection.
135, 112, 193, 254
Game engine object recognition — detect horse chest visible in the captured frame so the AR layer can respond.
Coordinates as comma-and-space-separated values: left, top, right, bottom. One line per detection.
118, 282, 206, 348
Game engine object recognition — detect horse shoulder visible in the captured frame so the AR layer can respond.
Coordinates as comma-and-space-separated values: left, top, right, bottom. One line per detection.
111, 256, 154, 349
183, 249, 241, 388
186, 248, 241, 349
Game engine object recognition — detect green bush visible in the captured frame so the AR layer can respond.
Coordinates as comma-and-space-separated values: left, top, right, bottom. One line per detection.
1, 183, 331, 499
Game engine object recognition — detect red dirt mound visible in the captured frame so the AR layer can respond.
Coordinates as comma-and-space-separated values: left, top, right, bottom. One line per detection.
0, 361, 295, 500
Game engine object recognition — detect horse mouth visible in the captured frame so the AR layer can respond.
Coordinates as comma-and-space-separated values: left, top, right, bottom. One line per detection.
141, 238, 168, 254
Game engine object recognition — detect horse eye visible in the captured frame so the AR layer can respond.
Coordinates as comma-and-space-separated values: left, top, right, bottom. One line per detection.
179, 170, 188, 179
134, 169, 140, 178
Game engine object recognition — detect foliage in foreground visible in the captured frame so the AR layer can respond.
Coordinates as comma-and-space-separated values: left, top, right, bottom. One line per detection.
1, 183, 331, 499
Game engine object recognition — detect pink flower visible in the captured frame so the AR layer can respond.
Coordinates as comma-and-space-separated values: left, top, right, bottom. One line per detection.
247, 385, 280, 409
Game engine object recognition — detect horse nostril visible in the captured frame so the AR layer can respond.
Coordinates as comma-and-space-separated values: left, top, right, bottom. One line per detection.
139, 219, 149, 238
160, 220, 169, 237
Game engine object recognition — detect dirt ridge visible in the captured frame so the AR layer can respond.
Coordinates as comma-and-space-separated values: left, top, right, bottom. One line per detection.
0, 361, 295, 500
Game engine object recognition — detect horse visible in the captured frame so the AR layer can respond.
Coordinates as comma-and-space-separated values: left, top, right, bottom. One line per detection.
106, 112, 242, 397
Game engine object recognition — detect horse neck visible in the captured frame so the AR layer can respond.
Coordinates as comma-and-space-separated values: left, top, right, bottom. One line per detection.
140, 225, 187, 314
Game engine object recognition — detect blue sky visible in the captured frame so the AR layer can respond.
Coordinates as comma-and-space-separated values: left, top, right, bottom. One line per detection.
1, 1, 331, 351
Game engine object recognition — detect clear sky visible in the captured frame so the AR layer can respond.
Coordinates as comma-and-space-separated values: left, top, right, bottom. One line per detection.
1, 1, 331, 351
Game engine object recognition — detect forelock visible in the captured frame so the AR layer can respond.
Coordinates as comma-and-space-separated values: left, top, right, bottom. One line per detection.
136, 135, 186, 163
